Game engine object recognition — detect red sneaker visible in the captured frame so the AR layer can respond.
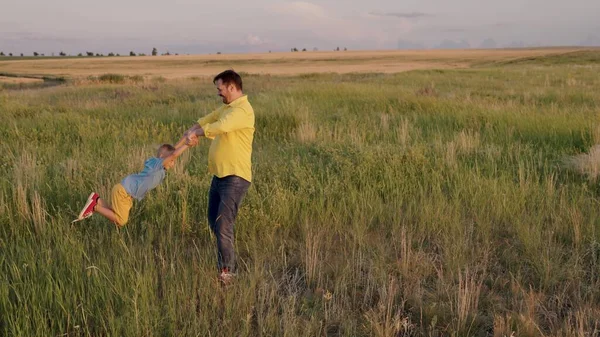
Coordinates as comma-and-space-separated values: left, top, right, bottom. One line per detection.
77, 192, 99, 220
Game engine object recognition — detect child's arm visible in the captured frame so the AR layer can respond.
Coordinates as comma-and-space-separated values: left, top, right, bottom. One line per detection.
173, 134, 189, 149
174, 124, 201, 148
162, 144, 189, 168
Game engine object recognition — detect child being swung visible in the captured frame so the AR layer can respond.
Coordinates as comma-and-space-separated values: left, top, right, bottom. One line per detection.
75, 137, 191, 226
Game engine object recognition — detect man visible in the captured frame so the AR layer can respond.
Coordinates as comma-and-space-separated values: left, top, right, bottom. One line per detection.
185, 70, 255, 285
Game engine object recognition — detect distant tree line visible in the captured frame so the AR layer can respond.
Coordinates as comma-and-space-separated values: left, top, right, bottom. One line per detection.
1, 46, 350, 58
0, 48, 179, 58
290, 47, 347, 52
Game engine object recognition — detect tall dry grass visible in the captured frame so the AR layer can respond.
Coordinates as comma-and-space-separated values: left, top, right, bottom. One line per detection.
1, 55, 600, 336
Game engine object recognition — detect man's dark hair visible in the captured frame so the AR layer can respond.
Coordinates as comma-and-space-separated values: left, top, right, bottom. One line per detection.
213, 70, 243, 91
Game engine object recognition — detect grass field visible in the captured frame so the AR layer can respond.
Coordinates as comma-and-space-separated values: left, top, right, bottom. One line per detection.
1, 49, 600, 336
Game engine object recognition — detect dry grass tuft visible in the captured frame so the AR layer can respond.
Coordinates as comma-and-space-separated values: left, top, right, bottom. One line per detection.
303, 222, 323, 287
396, 118, 412, 147
14, 181, 30, 222
455, 129, 480, 154
563, 144, 600, 181
364, 277, 414, 337
493, 314, 516, 337
445, 141, 457, 167
30, 191, 48, 233
13, 152, 41, 187
380, 113, 390, 132
415, 83, 437, 97
453, 268, 485, 333
295, 121, 317, 143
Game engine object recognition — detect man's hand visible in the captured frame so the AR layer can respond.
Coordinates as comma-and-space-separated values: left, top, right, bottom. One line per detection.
186, 133, 199, 147
183, 124, 201, 138
193, 127, 205, 138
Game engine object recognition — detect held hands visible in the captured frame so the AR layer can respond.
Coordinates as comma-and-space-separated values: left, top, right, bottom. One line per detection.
186, 132, 199, 147
181, 125, 204, 147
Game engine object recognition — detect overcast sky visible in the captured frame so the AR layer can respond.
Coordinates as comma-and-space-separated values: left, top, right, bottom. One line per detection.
1, 0, 599, 55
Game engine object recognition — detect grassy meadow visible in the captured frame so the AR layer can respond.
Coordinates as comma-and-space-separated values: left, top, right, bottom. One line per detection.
1, 50, 600, 336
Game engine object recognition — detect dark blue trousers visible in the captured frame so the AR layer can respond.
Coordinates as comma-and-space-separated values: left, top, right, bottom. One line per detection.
207, 175, 250, 272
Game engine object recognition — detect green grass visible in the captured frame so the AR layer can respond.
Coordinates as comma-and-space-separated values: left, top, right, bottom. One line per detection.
477, 49, 600, 67
0, 72, 67, 82
1, 61, 600, 336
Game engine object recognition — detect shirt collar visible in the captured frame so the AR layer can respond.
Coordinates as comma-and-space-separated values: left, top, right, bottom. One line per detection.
227, 95, 248, 107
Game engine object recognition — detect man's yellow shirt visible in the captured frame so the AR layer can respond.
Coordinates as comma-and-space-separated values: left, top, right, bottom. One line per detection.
198, 95, 255, 182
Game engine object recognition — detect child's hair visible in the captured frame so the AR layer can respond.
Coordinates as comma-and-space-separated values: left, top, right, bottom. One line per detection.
157, 144, 176, 158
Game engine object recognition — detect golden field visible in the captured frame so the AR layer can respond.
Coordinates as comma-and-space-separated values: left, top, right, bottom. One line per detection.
0, 47, 594, 80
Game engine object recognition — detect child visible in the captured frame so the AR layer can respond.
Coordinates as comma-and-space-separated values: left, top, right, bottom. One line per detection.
74, 138, 190, 226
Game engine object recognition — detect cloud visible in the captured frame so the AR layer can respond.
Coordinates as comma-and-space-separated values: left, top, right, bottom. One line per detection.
240, 34, 269, 46
479, 38, 498, 48
0, 31, 85, 43
397, 39, 426, 50
505, 41, 525, 48
267, 2, 388, 45
443, 28, 468, 33
579, 34, 600, 46
369, 12, 430, 19
434, 39, 471, 49
439, 22, 509, 34
272, 1, 328, 20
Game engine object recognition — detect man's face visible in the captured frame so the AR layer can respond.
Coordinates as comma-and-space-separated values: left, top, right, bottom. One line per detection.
215, 79, 233, 104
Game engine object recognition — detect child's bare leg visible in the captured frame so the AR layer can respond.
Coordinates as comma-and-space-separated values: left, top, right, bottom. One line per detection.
97, 198, 109, 208
94, 200, 120, 223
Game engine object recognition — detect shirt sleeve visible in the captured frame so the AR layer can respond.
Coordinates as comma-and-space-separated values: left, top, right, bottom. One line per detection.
197, 108, 221, 127
202, 107, 251, 138
147, 158, 165, 171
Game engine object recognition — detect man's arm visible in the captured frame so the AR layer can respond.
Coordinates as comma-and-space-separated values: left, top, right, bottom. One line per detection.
178, 107, 222, 146
175, 122, 206, 148
162, 144, 189, 168
174, 129, 197, 148
198, 107, 250, 138
197, 108, 221, 126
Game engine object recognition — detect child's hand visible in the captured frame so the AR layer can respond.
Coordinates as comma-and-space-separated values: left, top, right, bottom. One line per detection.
186, 134, 199, 147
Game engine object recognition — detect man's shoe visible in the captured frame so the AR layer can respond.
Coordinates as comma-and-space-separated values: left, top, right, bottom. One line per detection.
78, 192, 99, 220
218, 268, 236, 286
